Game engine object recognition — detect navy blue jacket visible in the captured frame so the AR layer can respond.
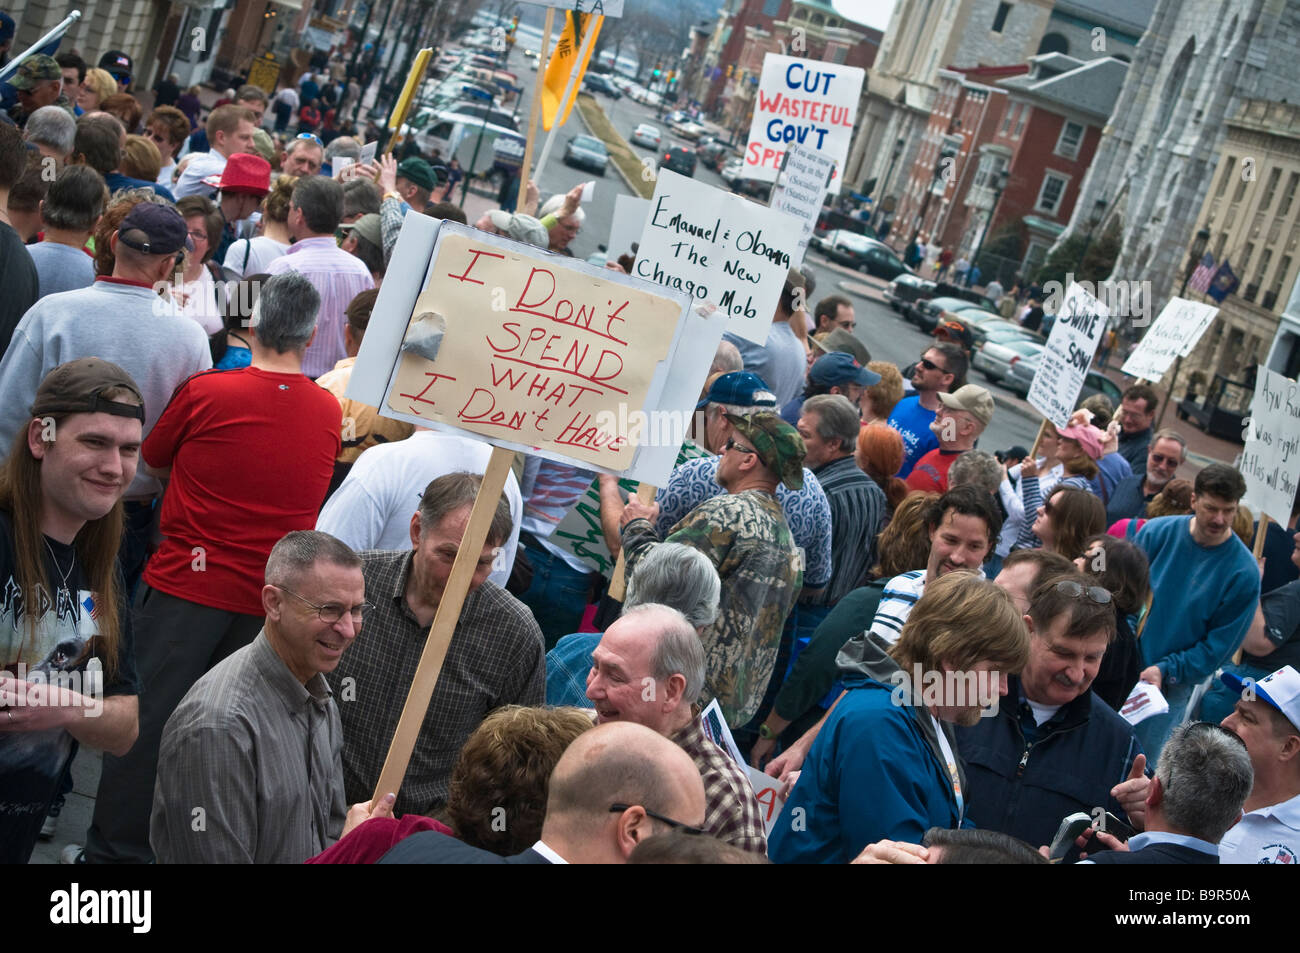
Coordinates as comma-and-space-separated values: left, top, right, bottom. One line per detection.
955, 677, 1143, 849
1088, 841, 1218, 864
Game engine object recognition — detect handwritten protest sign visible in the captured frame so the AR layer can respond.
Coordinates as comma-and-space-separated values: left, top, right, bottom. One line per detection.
520, 0, 624, 15
1027, 282, 1110, 429
743, 764, 786, 835
769, 142, 836, 267
551, 474, 639, 574
607, 194, 650, 264
1240, 365, 1300, 525
700, 699, 784, 832
744, 54, 864, 196
348, 216, 727, 486
634, 169, 802, 344
1121, 297, 1218, 383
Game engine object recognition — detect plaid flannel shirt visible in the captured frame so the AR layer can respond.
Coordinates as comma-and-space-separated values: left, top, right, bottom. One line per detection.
671, 717, 768, 855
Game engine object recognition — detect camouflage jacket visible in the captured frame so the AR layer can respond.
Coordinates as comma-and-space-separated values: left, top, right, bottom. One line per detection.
622, 489, 802, 727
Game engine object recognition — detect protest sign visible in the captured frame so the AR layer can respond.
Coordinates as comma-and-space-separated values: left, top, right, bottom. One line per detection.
1121, 297, 1218, 383
1240, 365, 1300, 528
743, 764, 786, 835
349, 215, 727, 487
1027, 282, 1110, 429
552, 474, 639, 575
608, 194, 650, 264
519, 0, 624, 15
769, 142, 835, 267
633, 169, 802, 344
744, 54, 864, 196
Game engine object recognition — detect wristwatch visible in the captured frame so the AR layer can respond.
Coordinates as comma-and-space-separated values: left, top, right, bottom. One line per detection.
758, 722, 777, 740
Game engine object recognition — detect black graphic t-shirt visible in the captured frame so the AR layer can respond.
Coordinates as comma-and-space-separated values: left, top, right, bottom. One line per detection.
0, 510, 138, 863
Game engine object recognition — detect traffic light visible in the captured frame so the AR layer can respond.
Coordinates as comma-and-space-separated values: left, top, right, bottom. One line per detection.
667, 71, 676, 84
725, 65, 733, 78
652, 63, 662, 79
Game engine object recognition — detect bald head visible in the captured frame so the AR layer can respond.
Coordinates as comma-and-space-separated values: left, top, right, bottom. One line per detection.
541, 721, 705, 863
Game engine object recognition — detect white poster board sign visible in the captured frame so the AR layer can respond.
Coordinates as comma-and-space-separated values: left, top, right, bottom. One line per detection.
634, 169, 801, 344
1121, 297, 1218, 383
1027, 282, 1110, 429
519, 0, 624, 15
607, 194, 650, 263
1240, 365, 1300, 524
743, 54, 864, 196
769, 142, 835, 267
348, 216, 727, 486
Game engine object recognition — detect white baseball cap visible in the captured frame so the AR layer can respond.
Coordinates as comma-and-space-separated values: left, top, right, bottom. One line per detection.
1221, 665, 1300, 732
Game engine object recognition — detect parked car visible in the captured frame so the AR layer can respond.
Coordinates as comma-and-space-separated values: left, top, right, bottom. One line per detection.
815, 208, 876, 238
630, 123, 661, 149
940, 312, 1027, 349
883, 273, 936, 314
1008, 354, 1123, 404
696, 137, 730, 170
973, 337, 1045, 384
660, 145, 697, 177
811, 231, 911, 280
563, 135, 609, 175
910, 296, 995, 333
582, 73, 622, 98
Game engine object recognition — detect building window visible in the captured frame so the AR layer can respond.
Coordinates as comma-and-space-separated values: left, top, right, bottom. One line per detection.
1001, 103, 1016, 135
1280, 172, 1300, 217
1014, 108, 1027, 139
1038, 32, 1069, 55
762, 0, 780, 16
1024, 239, 1050, 273
1261, 167, 1283, 212
992, 2, 1011, 33
1035, 172, 1070, 215
1267, 255, 1292, 311
1216, 157, 1237, 198
1055, 120, 1084, 160
1233, 170, 1250, 204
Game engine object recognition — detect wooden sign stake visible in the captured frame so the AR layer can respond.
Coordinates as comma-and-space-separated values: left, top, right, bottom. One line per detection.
1028, 418, 1049, 460
371, 445, 516, 802
516, 5, 556, 211
607, 483, 657, 602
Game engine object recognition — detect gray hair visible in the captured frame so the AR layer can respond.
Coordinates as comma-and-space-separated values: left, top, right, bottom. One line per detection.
342, 178, 381, 219
624, 543, 720, 629
24, 105, 77, 157
622, 603, 706, 703
1152, 428, 1188, 461
417, 471, 513, 546
265, 530, 361, 587
324, 136, 361, 163
1157, 722, 1253, 843
291, 174, 343, 234
710, 339, 743, 375
539, 192, 585, 223
949, 449, 1003, 496
801, 394, 859, 453
250, 271, 320, 353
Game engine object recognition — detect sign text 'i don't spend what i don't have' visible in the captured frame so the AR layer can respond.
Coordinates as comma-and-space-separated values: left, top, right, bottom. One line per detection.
384, 229, 682, 471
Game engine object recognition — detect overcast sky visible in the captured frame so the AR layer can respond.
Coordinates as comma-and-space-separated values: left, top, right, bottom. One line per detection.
830, 0, 899, 32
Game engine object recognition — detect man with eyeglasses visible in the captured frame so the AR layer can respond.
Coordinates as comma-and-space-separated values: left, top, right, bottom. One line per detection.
1104, 428, 1186, 525
379, 722, 707, 863
888, 342, 965, 478
74, 272, 342, 864
952, 570, 1149, 854
150, 531, 366, 863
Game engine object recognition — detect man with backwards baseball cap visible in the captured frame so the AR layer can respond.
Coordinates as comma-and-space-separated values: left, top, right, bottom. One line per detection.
0, 359, 145, 864
1219, 665, 1300, 863
619, 411, 806, 727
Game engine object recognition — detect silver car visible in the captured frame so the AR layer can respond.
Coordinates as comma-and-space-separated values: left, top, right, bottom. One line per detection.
631, 123, 661, 149
974, 338, 1045, 385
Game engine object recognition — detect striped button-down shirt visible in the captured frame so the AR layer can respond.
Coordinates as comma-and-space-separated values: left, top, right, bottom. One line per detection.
267, 236, 375, 378
867, 569, 928, 645
326, 550, 546, 816
807, 455, 888, 606
150, 631, 346, 863
671, 717, 768, 854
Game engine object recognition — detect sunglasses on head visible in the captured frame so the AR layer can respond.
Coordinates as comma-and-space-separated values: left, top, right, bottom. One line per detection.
296, 132, 324, 147
1054, 579, 1112, 605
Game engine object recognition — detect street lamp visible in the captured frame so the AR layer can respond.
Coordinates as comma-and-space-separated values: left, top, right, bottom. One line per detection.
969, 166, 1009, 284
1156, 226, 1214, 427
908, 147, 957, 250
1074, 196, 1108, 273
872, 137, 905, 232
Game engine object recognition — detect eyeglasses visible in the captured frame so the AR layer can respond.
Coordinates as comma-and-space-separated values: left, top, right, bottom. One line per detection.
1054, 580, 1112, 606
919, 357, 948, 373
608, 804, 706, 835
1150, 452, 1179, 467
187, 229, 208, 243
296, 132, 324, 148
724, 437, 757, 456
276, 585, 373, 624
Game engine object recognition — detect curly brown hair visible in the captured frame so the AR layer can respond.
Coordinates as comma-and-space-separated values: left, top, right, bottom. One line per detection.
1147, 478, 1193, 517
444, 705, 593, 856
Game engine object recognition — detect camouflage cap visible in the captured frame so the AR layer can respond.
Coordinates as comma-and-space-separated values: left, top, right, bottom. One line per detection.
11, 54, 61, 90
724, 411, 806, 490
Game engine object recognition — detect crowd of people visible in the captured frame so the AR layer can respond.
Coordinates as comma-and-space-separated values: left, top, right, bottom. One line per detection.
0, 36, 1298, 867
